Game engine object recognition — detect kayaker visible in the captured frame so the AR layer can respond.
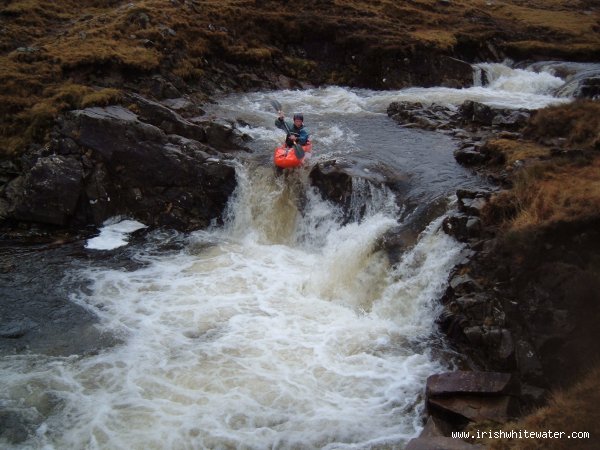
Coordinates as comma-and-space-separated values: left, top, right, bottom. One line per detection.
275, 111, 310, 148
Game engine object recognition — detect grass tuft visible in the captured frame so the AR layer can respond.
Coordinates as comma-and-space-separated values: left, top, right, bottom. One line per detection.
484, 156, 600, 230
525, 100, 600, 150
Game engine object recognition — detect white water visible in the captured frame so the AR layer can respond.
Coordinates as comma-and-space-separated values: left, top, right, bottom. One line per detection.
1, 167, 463, 449
0, 62, 578, 449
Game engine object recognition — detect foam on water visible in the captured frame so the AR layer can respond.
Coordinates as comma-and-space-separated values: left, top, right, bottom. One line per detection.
210, 62, 571, 131
85, 218, 148, 250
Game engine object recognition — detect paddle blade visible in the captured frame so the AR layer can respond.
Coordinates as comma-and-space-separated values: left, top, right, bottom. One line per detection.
293, 144, 305, 160
270, 99, 282, 112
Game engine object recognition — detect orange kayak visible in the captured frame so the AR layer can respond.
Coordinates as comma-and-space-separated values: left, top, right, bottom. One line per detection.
273, 142, 313, 169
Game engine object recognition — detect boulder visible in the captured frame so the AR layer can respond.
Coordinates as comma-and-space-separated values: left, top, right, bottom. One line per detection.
309, 158, 409, 221
458, 197, 488, 217
425, 372, 519, 425
455, 294, 491, 322
443, 213, 482, 242
309, 159, 353, 209
453, 147, 487, 166
449, 273, 482, 295
492, 111, 530, 130
62, 106, 237, 229
7, 155, 83, 226
191, 116, 251, 153
1, 102, 239, 231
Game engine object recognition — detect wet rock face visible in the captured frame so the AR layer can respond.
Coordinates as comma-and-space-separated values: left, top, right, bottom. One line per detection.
308, 157, 410, 222
309, 160, 353, 209
1, 97, 246, 231
4, 155, 83, 226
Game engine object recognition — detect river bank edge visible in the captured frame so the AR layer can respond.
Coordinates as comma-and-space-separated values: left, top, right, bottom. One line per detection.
387, 100, 600, 449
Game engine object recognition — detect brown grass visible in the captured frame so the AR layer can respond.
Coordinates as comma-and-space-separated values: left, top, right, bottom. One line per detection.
525, 100, 600, 150
484, 139, 551, 166
484, 156, 600, 230
410, 29, 457, 50
494, 4, 598, 36
475, 365, 600, 450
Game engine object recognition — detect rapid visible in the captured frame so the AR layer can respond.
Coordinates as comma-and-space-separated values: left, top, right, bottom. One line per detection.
0, 61, 583, 449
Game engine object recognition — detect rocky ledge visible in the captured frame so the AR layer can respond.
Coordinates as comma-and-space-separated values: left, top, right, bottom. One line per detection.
0, 94, 253, 232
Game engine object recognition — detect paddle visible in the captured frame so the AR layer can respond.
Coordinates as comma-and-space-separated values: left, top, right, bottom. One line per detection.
270, 99, 305, 160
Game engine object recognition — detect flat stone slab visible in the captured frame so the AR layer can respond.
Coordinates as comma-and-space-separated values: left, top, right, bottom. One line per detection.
426, 371, 516, 397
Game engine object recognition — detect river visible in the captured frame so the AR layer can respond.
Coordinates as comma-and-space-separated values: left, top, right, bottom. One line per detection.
0, 62, 581, 449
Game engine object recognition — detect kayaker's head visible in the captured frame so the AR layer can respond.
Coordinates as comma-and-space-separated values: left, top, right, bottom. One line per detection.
293, 113, 304, 127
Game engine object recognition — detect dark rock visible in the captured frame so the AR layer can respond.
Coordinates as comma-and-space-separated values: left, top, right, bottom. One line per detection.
7, 155, 83, 226
70, 106, 165, 160
52, 105, 237, 229
456, 189, 492, 201
578, 76, 600, 99
449, 274, 482, 295
463, 326, 484, 345
497, 329, 515, 361
453, 148, 487, 166
443, 213, 478, 242
465, 217, 482, 238
455, 294, 490, 322
309, 158, 409, 221
148, 75, 181, 99
458, 197, 488, 216
515, 339, 545, 383
520, 383, 549, 407
191, 116, 251, 153
160, 97, 204, 117
129, 93, 208, 142
471, 102, 495, 126
438, 301, 469, 341
309, 160, 353, 209
492, 111, 530, 130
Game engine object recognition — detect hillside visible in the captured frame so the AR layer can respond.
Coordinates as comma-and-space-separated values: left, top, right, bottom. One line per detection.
1, 0, 599, 155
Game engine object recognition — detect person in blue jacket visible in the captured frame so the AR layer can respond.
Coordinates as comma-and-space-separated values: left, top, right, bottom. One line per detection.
275, 111, 309, 148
